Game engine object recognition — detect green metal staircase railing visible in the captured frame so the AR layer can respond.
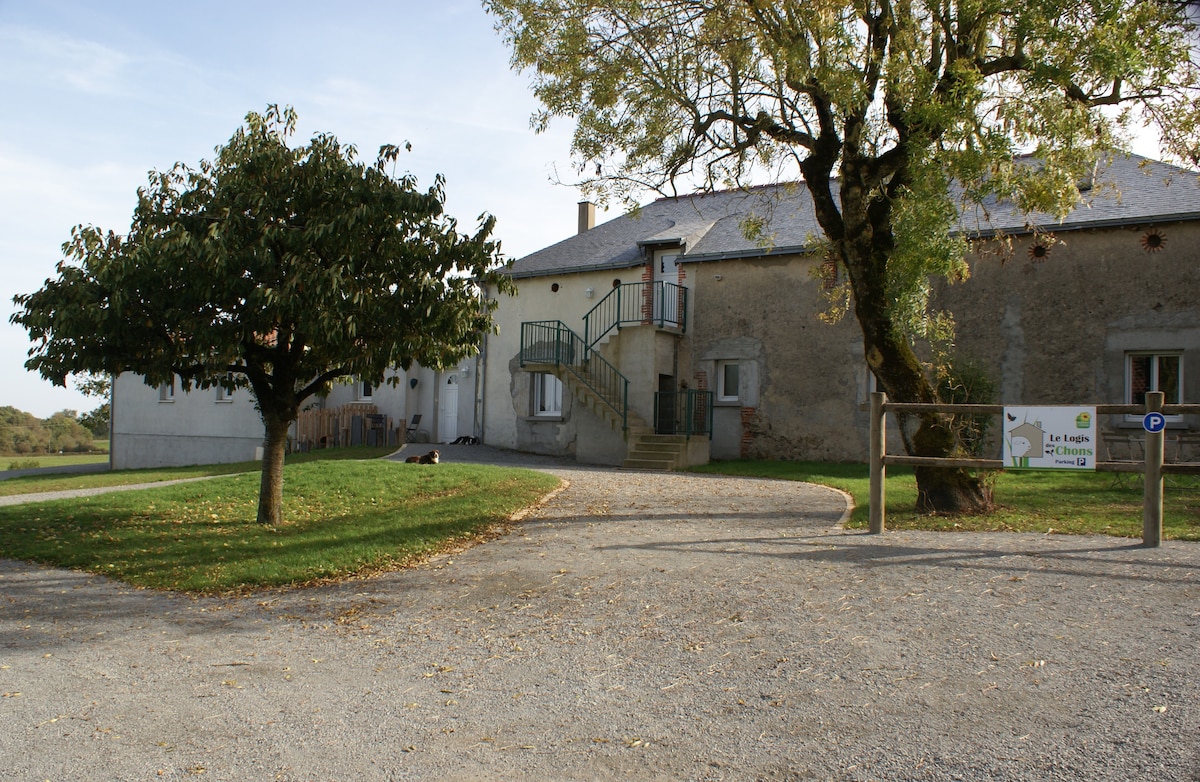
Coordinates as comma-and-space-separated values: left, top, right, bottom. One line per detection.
519, 281, 689, 434
653, 389, 714, 439
520, 320, 629, 431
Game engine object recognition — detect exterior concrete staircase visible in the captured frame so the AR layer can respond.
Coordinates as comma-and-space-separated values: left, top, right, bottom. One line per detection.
521, 316, 706, 472
557, 370, 688, 470
554, 365, 627, 430
623, 425, 691, 470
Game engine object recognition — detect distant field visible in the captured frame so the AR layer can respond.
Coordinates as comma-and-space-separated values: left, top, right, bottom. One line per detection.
4, 452, 110, 470
2, 438, 110, 470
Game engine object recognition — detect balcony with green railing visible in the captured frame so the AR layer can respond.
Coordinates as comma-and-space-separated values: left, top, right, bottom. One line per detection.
583, 281, 688, 349
520, 320, 629, 431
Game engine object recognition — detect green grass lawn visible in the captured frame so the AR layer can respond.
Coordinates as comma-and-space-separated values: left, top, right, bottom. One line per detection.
0, 456, 559, 593
6, 449, 1194, 595
4, 452, 110, 470
689, 461, 1200, 541
0, 445, 397, 497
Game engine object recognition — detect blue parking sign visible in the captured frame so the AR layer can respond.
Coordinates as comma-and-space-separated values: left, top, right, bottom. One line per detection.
1143, 412, 1167, 433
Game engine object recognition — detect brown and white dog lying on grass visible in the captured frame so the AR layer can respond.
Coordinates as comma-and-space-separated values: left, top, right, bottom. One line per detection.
404, 449, 440, 464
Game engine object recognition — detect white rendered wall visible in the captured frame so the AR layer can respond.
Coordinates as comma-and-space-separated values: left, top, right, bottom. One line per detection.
110, 372, 265, 469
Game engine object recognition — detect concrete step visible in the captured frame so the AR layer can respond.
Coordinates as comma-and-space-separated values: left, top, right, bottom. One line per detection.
626, 443, 682, 456
629, 443, 685, 458
629, 434, 686, 447
624, 427, 689, 468
622, 456, 676, 470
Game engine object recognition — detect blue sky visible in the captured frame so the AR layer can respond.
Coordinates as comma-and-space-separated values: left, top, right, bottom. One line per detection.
0, 0, 595, 418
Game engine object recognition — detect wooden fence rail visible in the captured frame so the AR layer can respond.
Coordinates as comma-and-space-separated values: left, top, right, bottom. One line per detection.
294, 404, 402, 451
869, 392, 1200, 547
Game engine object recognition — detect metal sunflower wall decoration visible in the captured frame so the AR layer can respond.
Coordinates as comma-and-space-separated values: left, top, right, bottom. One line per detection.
1140, 229, 1166, 253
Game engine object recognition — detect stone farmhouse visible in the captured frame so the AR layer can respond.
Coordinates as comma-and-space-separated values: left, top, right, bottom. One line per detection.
479, 153, 1200, 468
110, 153, 1199, 469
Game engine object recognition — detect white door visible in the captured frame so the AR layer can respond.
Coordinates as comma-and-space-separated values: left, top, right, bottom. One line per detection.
653, 251, 679, 326
439, 376, 459, 442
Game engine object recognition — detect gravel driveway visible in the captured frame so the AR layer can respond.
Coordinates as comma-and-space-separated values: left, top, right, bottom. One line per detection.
1, 445, 1198, 781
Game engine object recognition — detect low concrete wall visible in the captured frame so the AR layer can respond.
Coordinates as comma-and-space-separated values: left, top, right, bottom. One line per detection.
111, 434, 263, 470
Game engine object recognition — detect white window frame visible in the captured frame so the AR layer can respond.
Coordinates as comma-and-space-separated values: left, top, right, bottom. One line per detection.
716, 361, 740, 403
531, 372, 563, 417
158, 378, 175, 403
1125, 351, 1183, 420
359, 380, 374, 402
215, 372, 235, 403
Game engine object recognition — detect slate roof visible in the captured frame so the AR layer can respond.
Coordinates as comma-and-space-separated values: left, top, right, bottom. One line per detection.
508, 154, 1200, 279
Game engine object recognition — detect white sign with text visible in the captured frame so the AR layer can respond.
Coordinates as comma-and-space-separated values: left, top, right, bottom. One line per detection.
1003, 406, 1097, 470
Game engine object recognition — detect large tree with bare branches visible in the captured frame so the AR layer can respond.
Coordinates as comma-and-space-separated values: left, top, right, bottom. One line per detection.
487, 0, 1200, 512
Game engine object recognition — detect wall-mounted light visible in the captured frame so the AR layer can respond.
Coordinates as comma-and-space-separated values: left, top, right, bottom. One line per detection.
409, 378, 418, 389
584, 287, 595, 298
459, 364, 470, 376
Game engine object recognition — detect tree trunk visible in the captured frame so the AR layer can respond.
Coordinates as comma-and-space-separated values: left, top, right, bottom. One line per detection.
257, 414, 290, 525
908, 405, 993, 514
828, 157, 992, 515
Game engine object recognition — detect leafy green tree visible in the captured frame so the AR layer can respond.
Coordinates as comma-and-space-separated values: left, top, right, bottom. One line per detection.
43, 411, 95, 453
12, 106, 513, 524
78, 404, 110, 439
73, 372, 111, 400
74, 373, 111, 438
0, 407, 49, 455
487, 0, 1200, 512
0, 407, 94, 454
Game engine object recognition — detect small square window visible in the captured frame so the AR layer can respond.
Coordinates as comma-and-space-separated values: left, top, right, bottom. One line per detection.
158, 378, 175, 402
716, 362, 740, 403
359, 381, 374, 402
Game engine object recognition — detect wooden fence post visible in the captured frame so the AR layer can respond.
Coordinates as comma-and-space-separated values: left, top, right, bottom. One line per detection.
1143, 391, 1164, 547
869, 391, 886, 534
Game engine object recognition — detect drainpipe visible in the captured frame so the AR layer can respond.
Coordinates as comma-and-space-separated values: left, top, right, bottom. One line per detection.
107, 373, 115, 471
476, 284, 490, 442
474, 336, 486, 441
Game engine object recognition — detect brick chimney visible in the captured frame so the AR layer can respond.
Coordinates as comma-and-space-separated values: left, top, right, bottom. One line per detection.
577, 200, 596, 234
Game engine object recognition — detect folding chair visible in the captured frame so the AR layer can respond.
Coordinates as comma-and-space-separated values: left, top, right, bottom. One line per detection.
1167, 431, 1200, 490
1101, 430, 1142, 489
404, 414, 422, 443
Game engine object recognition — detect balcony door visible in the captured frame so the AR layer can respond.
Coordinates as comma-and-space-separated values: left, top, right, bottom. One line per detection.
652, 250, 679, 327
439, 376, 459, 442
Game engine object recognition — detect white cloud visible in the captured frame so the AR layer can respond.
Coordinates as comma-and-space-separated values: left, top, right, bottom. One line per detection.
0, 26, 134, 97
0, 1, 586, 418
